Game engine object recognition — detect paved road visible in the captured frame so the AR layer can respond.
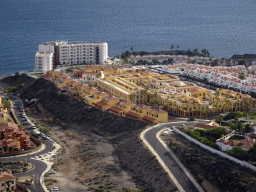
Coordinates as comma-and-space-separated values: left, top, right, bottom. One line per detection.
0, 94, 54, 192
144, 122, 199, 192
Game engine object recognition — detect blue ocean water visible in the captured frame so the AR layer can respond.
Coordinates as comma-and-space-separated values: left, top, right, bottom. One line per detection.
0, 0, 256, 76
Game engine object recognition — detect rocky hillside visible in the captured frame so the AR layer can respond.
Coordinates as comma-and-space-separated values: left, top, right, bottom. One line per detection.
116, 132, 176, 192
0, 74, 33, 89
167, 133, 256, 191
18, 77, 147, 136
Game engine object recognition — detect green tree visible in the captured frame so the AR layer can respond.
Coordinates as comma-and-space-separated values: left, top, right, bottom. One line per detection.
228, 122, 236, 130
238, 72, 245, 80
152, 58, 159, 64
244, 123, 253, 133
238, 59, 246, 65
3, 101, 11, 110
236, 121, 244, 132
193, 48, 198, 54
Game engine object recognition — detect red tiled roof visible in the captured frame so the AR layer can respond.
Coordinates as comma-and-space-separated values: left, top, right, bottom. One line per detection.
0, 122, 18, 131
150, 108, 167, 114
248, 133, 256, 138
133, 104, 150, 110
85, 87, 98, 92
94, 101, 108, 108
82, 72, 99, 76
125, 111, 140, 118
103, 95, 119, 101
142, 115, 156, 122
118, 99, 134, 105
93, 91, 108, 96
82, 66, 101, 70
0, 172, 16, 182
0, 140, 6, 147
109, 106, 124, 112
7, 142, 18, 148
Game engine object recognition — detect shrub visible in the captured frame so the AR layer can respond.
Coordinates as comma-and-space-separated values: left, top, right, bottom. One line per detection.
42, 128, 50, 135
188, 116, 195, 121
171, 146, 177, 150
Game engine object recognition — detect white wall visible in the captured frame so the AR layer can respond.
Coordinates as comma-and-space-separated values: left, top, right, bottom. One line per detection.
35, 52, 53, 73
38, 44, 54, 53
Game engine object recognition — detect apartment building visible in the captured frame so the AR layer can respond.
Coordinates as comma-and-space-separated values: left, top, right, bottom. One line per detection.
0, 172, 16, 192
55, 40, 108, 65
35, 40, 108, 73
97, 75, 143, 103
34, 52, 54, 73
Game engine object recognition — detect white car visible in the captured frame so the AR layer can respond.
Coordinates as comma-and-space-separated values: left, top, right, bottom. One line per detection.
49, 170, 56, 174
50, 187, 58, 192
42, 135, 49, 140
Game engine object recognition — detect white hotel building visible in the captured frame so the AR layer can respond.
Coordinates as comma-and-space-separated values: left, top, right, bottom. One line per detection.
35, 40, 108, 73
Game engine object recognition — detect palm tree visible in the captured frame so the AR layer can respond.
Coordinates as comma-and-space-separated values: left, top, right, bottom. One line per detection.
245, 102, 252, 119
193, 48, 198, 54
130, 93, 136, 103
130, 46, 134, 54
171, 45, 174, 51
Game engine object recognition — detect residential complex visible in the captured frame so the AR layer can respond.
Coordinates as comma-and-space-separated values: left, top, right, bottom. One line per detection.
0, 96, 32, 154
181, 64, 256, 94
35, 40, 108, 73
42, 63, 254, 124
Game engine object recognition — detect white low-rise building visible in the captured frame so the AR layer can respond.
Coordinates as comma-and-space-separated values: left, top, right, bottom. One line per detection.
82, 72, 98, 83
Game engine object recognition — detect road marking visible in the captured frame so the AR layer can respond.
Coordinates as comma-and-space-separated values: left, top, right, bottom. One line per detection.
157, 128, 204, 192
140, 124, 186, 192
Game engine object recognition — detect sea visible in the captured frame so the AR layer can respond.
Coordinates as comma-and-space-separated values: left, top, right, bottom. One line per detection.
0, 0, 256, 77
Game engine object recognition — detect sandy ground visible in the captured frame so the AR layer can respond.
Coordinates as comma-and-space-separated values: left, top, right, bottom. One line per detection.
28, 114, 138, 192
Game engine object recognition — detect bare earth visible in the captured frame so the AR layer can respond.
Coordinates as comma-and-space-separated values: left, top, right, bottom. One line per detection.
29, 115, 138, 192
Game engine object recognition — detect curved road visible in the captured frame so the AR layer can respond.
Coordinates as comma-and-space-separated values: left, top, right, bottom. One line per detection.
144, 122, 199, 192
0, 93, 54, 192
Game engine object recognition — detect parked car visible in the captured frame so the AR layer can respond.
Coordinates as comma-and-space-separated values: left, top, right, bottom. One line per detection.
50, 187, 58, 192
49, 169, 56, 174
42, 135, 49, 140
